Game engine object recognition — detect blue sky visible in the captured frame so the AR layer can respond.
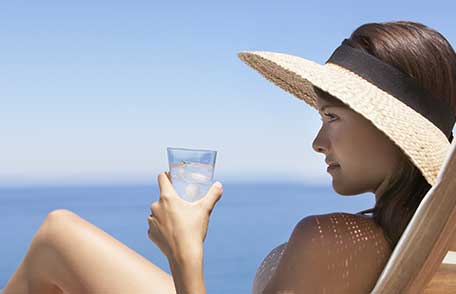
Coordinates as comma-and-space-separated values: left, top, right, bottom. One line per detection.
1, 0, 455, 186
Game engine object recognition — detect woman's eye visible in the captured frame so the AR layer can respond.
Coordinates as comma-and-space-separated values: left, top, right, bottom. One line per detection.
321, 112, 337, 122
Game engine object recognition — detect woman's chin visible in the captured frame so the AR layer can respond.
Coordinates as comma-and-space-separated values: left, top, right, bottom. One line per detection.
331, 176, 357, 196
333, 180, 370, 196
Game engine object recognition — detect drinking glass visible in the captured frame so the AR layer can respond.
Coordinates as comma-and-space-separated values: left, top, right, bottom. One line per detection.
167, 147, 217, 202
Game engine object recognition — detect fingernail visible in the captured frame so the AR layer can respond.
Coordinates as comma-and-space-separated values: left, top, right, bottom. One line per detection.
214, 181, 223, 189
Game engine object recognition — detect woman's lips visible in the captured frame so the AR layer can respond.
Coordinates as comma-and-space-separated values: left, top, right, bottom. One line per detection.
327, 164, 340, 172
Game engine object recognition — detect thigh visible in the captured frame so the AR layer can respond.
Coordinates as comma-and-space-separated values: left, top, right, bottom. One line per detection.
40, 209, 176, 294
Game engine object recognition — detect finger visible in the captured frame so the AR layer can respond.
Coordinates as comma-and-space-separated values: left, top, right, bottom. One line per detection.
150, 202, 160, 219
199, 181, 223, 212
147, 215, 158, 240
165, 171, 172, 182
157, 172, 176, 199
148, 215, 157, 227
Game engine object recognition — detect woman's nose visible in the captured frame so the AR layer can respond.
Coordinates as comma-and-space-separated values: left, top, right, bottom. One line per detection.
312, 131, 328, 154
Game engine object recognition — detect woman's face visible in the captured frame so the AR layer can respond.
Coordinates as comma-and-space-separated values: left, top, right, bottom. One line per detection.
312, 90, 403, 201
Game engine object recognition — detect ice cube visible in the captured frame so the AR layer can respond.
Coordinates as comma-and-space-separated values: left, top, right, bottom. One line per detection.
171, 165, 186, 180
183, 171, 210, 184
185, 183, 201, 201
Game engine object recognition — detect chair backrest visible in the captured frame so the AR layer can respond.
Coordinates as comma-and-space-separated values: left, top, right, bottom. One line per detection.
371, 139, 456, 293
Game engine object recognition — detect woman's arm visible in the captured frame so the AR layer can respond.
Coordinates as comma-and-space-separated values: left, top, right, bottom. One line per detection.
168, 247, 206, 294
148, 172, 223, 294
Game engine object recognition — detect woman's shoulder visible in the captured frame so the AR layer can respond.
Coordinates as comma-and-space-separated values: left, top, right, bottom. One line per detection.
295, 212, 392, 255
261, 212, 393, 293
298, 212, 381, 232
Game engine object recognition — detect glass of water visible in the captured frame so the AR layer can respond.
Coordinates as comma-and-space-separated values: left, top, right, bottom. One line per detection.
167, 147, 217, 202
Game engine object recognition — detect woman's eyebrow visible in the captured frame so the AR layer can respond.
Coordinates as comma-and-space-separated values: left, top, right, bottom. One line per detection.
319, 104, 329, 112
319, 104, 335, 112
319, 104, 346, 112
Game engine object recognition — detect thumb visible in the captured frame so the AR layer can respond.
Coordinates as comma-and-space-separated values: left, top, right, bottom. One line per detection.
200, 181, 223, 213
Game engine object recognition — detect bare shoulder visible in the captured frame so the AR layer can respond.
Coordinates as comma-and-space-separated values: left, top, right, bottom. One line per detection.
262, 213, 392, 294
288, 212, 392, 251
307, 212, 392, 250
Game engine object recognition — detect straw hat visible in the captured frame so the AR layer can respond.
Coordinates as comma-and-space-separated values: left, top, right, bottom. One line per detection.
238, 39, 455, 187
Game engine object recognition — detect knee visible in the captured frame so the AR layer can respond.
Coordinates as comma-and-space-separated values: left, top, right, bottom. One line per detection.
43, 209, 79, 232
26, 209, 77, 251
46, 209, 77, 223
38, 209, 79, 244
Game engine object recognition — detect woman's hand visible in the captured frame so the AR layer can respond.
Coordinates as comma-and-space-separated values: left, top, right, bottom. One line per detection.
147, 172, 223, 262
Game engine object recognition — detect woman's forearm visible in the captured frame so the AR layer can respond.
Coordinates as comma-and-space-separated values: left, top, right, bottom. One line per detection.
168, 247, 206, 294
149, 174, 223, 293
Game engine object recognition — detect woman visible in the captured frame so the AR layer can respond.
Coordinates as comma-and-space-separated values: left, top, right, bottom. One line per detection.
3, 20, 456, 294
246, 21, 456, 293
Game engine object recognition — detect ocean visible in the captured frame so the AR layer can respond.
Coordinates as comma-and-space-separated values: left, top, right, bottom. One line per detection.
0, 182, 375, 293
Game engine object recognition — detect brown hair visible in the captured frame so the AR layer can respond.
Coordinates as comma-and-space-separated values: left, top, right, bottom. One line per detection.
320, 21, 456, 249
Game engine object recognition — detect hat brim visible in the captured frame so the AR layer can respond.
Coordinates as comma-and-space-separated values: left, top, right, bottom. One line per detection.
238, 51, 451, 186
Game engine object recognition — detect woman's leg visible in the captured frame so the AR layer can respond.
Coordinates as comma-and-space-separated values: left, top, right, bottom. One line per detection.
4, 209, 176, 294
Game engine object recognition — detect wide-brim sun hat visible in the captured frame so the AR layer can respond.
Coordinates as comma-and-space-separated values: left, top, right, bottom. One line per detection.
238, 39, 455, 187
